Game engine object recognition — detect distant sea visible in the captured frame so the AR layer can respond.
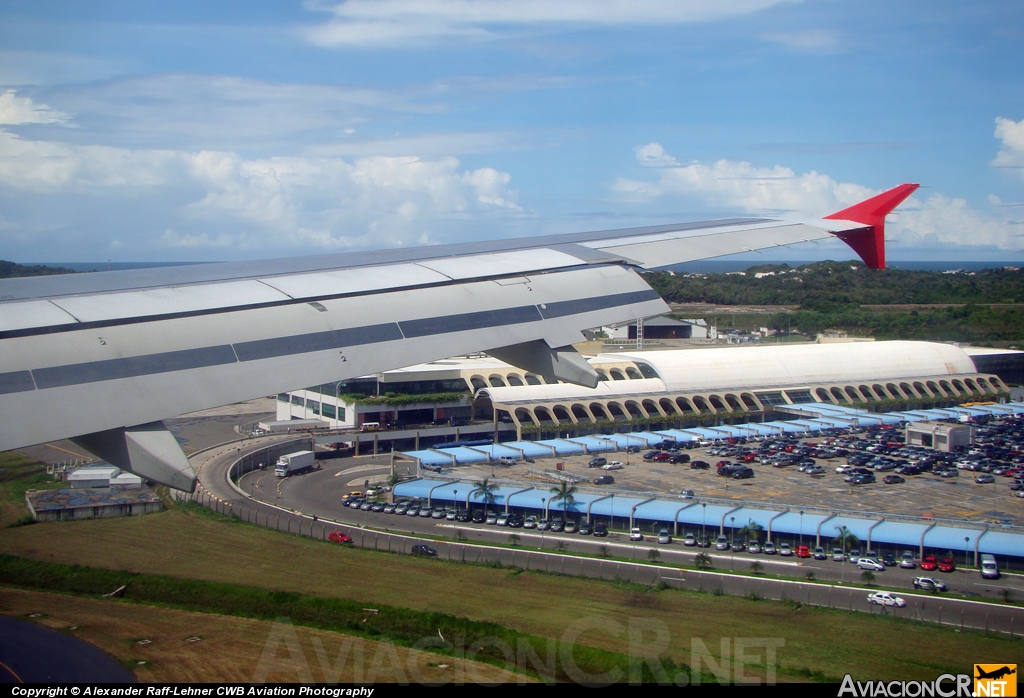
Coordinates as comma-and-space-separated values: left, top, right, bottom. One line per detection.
24, 260, 1017, 275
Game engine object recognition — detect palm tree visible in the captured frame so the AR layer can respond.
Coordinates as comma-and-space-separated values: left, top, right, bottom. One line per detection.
738, 519, 764, 545
831, 526, 860, 557
694, 552, 713, 570
471, 478, 498, 516
549, 480, 577, 520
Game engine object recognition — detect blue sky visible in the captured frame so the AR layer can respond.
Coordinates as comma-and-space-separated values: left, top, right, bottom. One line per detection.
1, 0, 1022, 263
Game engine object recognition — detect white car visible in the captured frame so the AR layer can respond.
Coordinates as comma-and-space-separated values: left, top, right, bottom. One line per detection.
629, 527, 644, 541
779, 543, 793, 556
602, 462, 624, 470
857, 558, 885, 572
867, 592, 906, 608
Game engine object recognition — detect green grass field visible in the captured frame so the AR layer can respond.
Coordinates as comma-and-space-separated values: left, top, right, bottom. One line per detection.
1, 455, 1019, 683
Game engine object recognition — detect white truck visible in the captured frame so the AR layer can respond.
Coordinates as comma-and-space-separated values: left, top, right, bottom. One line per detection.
274, 450, 316, 478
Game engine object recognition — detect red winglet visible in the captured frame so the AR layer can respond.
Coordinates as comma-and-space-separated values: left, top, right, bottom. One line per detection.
823, 183, 919, 269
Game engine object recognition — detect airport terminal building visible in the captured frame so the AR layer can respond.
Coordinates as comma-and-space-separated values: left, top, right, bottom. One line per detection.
276, 340, 1015, 437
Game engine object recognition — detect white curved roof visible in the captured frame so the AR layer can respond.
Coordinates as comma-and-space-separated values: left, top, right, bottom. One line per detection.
607, 341, 978, 393
481, 378, 666, 404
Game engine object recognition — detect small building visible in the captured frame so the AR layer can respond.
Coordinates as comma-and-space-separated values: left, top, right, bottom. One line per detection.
66, 464, 143, 489
601, 316, 708, 341
905, 421, 973, 452
25, 487, 163, 522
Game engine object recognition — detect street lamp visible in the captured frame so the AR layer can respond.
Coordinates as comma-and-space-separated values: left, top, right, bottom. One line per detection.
964, 536, 970, 568
799, 510, 804, 548
540, 497, 546, 549
701, 503, 707, 546
730, 515, 735, 571
840, 525, 847, 584
453, 489, 458, 542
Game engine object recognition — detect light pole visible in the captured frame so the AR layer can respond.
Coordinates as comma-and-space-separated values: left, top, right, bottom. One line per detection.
799, 510, 804, 548
540, 497, 546, 549
453, 489, 458, 542
701, 503, 707, 546
840, 525, 847, 584
730, 515, 735, 571
964, 536, 970, 568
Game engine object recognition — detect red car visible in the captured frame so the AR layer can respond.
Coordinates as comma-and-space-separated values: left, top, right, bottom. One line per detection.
920, 555, 938, 571
938, 557, 956, 573
653, 452, 673, 461
796, 545, 811, 558
328, 531, 353, 544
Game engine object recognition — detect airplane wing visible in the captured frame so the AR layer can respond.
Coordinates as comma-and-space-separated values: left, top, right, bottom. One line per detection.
0, 183, 918, 491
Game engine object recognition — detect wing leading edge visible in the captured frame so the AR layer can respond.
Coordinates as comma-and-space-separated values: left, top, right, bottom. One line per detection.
0, 184, 918, 490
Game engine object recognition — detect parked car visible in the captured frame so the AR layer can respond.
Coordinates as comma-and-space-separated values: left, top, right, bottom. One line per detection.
858, 558, 885, 572
485, 512, 498, 525
594, 475, 615, 485
913, 576, 947, 592
691, 460, 710, 470
715, 535, 730, 550
920, 556, 938, 571
564, 520, 578, 534
603, 461, 624, 470
523, 515, 538, 529
594, 523, 608, 537
578, 521, 592, 535
411, 544, 437, 557
779, 543, 793, 556
680, 489, 695, 499
588, 457, 607, 468
938, 557, 956, 573
900, 551, 917, 569
684, 533, 697, 546
796, 545, 811, 558
883, 474, 905, 484
882, 552, 897, 567
867, 592, 906, 608
832, 548, 845, 562
658, 529, 672, 544
747, 541, 761, 554
327, 531, 352, 544
813, 546, 827, 560
630, 527, 644, 541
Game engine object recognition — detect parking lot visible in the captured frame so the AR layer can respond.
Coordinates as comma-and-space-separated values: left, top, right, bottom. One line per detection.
444, 425, 1024, 528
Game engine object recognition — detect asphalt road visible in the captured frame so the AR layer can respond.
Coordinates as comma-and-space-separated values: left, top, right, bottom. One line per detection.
186, 435, 1024, 636
0, 616, 136, 683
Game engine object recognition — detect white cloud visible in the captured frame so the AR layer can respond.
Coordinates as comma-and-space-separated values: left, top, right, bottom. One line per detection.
613, 142, 1024, 251
993, 116, 1024, 177
760, 28, 846, 53
613, 142, 873, 215
890, 193, 1021, 251
0, 125, 521, 251
304, 0, 795, 47
0, 90, 71, 126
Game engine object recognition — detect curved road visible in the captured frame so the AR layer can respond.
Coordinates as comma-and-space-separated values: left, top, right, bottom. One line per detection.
188, 436, 1024, 636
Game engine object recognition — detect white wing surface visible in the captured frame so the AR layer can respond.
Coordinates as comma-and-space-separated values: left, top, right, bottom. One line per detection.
0, 184, 918, 490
